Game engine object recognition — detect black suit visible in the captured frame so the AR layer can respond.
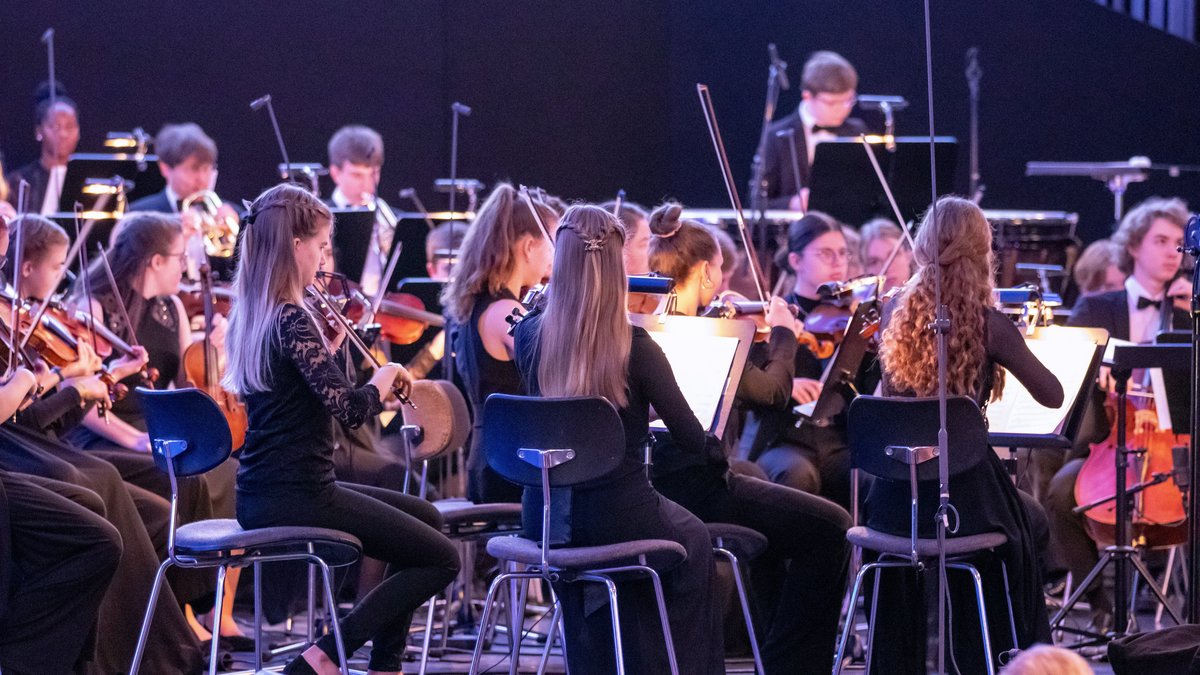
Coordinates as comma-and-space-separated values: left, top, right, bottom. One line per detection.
1040, 288, 1188, 611
128, 188, 175, 214
754, 113, 868, 210
4, 161, 50, 212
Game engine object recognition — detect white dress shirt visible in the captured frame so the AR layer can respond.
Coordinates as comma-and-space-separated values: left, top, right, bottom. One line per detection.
798, 101, 836, 166
1125, 276, 1166, 343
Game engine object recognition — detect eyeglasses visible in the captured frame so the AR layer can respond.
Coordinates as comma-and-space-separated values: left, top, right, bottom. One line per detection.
808, 247, 851, 263
812, 93, 857, 109
167, 250, 187, 264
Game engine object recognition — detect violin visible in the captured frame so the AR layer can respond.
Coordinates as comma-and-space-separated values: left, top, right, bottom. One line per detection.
182, 264, 247, 449
704, 292, 839, 359
317, 272, 444, 346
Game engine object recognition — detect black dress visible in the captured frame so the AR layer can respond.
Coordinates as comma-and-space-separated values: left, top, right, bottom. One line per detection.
514, 311, 724, 675
866, 307, 1062, 674
650, 324, 853, 674
236, 303, 459, 672
454, 289, 525, 503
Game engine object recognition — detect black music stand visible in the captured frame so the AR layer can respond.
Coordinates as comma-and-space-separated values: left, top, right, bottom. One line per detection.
329, 209, 383, 286
630, 314, 755, 438
48, 212, 118, 259
58, 153, 165, 209
808, 137, 957, 226
1050, 343, 1191, 645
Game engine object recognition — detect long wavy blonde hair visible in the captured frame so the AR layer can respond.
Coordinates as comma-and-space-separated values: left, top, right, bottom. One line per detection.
879, 197, 1005, 400
537, 205, 631, 407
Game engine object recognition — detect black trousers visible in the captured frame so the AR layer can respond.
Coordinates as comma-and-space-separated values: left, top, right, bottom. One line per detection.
755, 423, 856, 510
0, 425, 204, 673
1044, 457, 1110, 610
238, 481, 460, 671
654, 467, 852, 675
546, 472, 725, 675
0, 471, 122, 675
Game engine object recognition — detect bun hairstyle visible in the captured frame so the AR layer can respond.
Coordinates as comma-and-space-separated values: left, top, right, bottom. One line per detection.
647, 202, 718, 282
33, 80, 78, 125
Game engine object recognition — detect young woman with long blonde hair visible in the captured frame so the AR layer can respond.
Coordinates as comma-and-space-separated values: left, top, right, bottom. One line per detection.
224, 183, 459, 675
441, 182, 556, 503
873, 196, 1062, 674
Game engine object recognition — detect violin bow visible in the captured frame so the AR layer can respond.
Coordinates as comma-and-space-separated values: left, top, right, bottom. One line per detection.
612, 189, 626, 217
859, 134, 919, 294
9, 180, 30, 375
696, 84, 768, 303
93, 241, 142, 352
518, 185, 556, 251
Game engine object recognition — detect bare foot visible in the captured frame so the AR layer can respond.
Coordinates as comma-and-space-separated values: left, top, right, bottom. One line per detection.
184, 604, 212, 642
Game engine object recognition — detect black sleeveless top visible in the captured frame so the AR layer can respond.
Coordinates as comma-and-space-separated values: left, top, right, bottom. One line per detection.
454, 290, 523, 469
102, 293, 182, 430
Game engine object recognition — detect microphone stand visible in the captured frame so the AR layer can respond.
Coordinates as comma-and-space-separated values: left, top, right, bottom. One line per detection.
250, 94, 292, 181
441, 101, 471, 388
748, 44, 790, 269
1185, 214, 1200, 622
965, 47, 984, 203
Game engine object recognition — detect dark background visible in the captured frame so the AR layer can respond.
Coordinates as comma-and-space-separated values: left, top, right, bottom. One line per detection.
3, 0, 1199, 244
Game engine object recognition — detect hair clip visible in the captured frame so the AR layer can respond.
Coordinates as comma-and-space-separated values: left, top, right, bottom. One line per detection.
583, 237, 605, 252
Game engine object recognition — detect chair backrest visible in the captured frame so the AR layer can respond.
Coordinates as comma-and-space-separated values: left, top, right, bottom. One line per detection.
481, 394, 625, 488
401, 379, 471, 462
139, 387, 233, 478
847, 395, 990, 482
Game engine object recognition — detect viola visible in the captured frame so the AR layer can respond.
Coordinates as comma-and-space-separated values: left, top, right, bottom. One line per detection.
182, 264, 247, 449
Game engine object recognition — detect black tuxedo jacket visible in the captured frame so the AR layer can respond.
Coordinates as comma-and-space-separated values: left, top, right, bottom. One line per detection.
755, 113, 868, 210
5, 161, 50, 211
128, 189, 174, 214
1068, 289, 1188, 341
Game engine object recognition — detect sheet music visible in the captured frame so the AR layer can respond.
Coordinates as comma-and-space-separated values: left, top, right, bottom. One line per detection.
986, 330, 1098, 435
646, 332, 740, 433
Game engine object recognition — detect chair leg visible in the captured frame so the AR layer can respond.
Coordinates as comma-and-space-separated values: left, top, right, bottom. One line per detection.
254, 561, 264, 672
951, 563, 996, 675
306, 561, 318, 644
600, 577, 626, 675
833, 560, 874, 675
536, 601, 561, 675
999, 561, 1019, 653
417, 593, 436, 675
715, 548, 764, 675
129, 558, 173, 675
470, 571, 513, 675
864, 565, 883, 675
642, 568, 679, 675
507, 563, 523, 675
209, 565, 228, 675
315, 559, 351, 675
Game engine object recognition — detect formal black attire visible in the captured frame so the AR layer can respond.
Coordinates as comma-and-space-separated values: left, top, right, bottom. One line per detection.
514, 312, 724, 675
4, 161, 50, 212
454, 289, 525, 503
866, 307, 1061, 674
0, 469, 122, 675
1041, 290, 1190, 611
128, 188, 175, 214
236, 304, 459, 672
650, 324, 853, 674
755, 113, 868, 210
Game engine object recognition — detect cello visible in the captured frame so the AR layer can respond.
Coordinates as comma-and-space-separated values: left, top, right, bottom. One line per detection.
182, 263, 248, 449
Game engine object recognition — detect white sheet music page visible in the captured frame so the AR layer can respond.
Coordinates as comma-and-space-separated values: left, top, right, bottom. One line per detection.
646, 332, 740, 433
986, 328, 1097, 435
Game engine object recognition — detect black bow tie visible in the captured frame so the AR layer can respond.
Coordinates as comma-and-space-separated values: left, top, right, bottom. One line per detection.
811, 124, 839, 134
1137, 295, 1162, 310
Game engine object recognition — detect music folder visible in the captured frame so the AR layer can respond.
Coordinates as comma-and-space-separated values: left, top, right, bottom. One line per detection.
807, 136, 957, 226
630, 314, 755, 439
986, 325, 1108, 449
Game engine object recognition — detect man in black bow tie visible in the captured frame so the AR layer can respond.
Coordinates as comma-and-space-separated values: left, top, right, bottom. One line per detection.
1039, 196, 1192, 629
755, 50, 869, 211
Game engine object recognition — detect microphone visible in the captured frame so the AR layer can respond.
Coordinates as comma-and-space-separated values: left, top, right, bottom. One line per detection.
249, 94, 292, 180
41, 28, 53, 44
451, 102, 472, 116
1183, 213, 1200, 256
768, 44, 790, 91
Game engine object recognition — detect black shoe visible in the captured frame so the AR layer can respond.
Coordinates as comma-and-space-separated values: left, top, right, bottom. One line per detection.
283, 655, 319, 675
218, 634, 258, 652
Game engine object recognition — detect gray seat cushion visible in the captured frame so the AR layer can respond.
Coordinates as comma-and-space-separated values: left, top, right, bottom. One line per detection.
846, 526, 1007, 558
175, 518, 362, 567
487, 535, 687, 573
707, 523, 769, 560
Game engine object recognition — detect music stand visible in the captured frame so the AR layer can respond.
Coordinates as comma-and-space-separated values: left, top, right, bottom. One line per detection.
1051, 343, 1191, 644
329, 209, 382, 285
630, 314, 755, 438
808, 136, 957, 226
58, 153, 165, 210
48, 212, 118, 260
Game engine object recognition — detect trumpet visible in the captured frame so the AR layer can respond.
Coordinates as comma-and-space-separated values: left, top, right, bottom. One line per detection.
181, 190, 240, 258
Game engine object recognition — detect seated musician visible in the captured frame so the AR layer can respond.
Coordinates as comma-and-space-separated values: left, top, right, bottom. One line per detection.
750, 212, 858, 507
440, 183, 556, 504
5, 81, 80, 215
1072, 237, 1125, 300
757, 51, 867, 210
511, 204, 724, 675
326, 125, 394, 296
644, 203, 852, 672
1044, 197, 1191, 630
224, 183, 458, 675
397, 220, 466, 382
860, 217, 914, 293
874, 196, 1060, 673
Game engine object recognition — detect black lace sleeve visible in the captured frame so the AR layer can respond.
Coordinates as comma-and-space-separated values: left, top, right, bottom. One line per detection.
278, 304, 383, 428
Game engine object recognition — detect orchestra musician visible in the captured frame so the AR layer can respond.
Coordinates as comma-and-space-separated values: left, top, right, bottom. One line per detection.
875, 196, 1060, 673
1043, 197, 1191, 631
5, 82, 80, 215
223, 183, 458, 675
756, 51, 867, 211
860, 217, 915, 293
511, 204, 724, 675
441, 183, 556, 504
1071, 238, 1125, 299
326, 125, 394, 296
643, 203, 852, 672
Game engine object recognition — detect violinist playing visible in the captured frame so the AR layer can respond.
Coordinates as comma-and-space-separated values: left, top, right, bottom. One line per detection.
643, 202, 852, 672
440, 183, 557, 504
1044, 197, 1192, 632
